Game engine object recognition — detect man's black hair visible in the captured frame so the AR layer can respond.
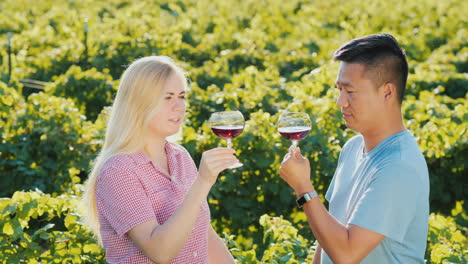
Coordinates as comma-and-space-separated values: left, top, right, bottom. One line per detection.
334, 33, 408, 103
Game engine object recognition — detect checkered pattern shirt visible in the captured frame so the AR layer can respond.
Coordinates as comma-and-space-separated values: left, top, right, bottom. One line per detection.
95, 142, 210, 263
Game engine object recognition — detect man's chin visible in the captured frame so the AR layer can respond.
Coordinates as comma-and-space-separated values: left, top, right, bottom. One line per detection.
343, 121, 357, 131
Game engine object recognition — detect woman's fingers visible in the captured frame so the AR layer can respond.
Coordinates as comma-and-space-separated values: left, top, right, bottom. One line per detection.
204, 157, 238, 171
203, 147, 235, 155
198, 148, 239, 184
202, 152, 238, 163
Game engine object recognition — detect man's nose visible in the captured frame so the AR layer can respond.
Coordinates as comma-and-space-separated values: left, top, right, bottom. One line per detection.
336, 91, 349, 108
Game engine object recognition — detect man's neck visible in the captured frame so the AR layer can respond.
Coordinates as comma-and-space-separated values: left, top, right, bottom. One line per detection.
362, 114, 405, 153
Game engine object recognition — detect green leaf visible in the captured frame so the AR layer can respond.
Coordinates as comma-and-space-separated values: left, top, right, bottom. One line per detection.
64, 214, 78, 230
3, 222, 14, 235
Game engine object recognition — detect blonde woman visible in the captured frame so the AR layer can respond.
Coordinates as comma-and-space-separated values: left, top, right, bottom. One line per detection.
83, 56, 237, 263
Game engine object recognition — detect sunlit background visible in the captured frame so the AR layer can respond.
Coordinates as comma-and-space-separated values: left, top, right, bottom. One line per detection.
0, 0, 466, 262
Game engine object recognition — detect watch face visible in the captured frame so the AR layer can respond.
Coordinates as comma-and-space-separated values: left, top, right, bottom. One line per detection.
296, 191, 317, 208
296, 196, 306, 208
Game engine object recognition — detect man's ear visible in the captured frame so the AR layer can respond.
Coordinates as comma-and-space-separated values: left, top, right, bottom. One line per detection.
383, 82, 397, 102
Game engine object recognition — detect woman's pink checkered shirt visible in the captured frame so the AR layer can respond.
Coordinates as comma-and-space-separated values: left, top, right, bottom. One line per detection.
96, 142, 210, 263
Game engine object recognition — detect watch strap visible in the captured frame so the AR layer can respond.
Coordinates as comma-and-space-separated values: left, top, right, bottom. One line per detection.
296, 191, 318, 208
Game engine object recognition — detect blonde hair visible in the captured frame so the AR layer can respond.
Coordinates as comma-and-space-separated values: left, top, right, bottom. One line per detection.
82, 56, 187, 244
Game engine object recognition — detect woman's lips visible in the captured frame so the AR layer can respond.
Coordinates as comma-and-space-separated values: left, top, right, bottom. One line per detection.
168, 118, 182, 124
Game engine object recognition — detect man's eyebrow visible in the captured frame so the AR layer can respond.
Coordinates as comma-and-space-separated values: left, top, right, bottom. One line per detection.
335, 81, 353, 88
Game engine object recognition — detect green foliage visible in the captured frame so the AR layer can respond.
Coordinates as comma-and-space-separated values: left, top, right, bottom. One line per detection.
0, 81, 25, 137
0, 190, 105, 263
258, 215, 315, 263
407, 36, 468, 99
226, 215, 315, 263
2, 192, 465, 263
46, 66, 116, 121
0, 92, 99, 197
0, 0, 466, 261
426, 201, 468, 264
403, 91, 467, 213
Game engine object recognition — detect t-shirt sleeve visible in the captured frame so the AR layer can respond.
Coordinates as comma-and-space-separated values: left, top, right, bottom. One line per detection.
348, 161, 423, 243
96, 165, 156, 237
325, 174, 336, 202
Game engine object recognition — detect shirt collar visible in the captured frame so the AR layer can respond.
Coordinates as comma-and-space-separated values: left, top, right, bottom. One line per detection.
131, 141, 182, 165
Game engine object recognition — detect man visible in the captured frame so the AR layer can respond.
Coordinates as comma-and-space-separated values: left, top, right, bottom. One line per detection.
279, 33, 429, 263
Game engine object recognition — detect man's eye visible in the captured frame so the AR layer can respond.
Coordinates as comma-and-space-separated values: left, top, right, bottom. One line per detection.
165, 97, 172, 100
179, 96, 186, 99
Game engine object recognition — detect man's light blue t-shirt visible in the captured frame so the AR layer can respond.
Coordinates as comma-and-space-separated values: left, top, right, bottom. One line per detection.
322, 130, 429, 264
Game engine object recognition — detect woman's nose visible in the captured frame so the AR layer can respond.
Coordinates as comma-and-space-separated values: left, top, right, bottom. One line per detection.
174, 98, 186, 111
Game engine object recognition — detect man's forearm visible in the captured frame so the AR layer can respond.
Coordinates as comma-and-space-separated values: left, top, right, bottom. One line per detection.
301, 197, 354, 263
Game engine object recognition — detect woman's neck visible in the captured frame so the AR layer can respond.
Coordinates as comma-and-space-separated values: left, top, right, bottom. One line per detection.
143, 136, 167, 163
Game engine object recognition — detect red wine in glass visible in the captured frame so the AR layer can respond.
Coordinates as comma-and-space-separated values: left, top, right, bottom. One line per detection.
278, 126, 311, 141
208, 111, 245, 169
277, 112, 312, 147
211, 125, 244, 140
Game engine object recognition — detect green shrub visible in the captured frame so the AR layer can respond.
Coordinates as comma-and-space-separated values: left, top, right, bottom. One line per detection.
403, 91, 467, 214
0, 190, 105, 263
426, 201, 468, 264
0, 93, 97, 197
0, 0, 466, 261
45, 66, 116, 121
2, 191, 464, 263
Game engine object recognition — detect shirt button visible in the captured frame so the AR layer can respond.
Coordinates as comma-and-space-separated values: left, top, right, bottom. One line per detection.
193, 251, 198, 257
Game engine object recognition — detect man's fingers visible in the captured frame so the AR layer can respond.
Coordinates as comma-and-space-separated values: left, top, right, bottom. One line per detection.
295, 151, 302, 159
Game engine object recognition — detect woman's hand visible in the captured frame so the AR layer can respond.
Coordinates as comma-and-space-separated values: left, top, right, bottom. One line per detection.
198, 148, 239, 186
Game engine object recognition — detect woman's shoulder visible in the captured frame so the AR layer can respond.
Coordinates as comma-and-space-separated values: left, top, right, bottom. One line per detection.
100, 153, 139, 175
167, 142, 191, 156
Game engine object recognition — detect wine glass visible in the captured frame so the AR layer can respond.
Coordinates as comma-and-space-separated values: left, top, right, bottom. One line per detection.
208, 110, 245, 169
277, 112, 311, 148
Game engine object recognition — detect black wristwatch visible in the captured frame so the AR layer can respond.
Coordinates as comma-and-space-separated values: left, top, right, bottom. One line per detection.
296, 191, 318, 208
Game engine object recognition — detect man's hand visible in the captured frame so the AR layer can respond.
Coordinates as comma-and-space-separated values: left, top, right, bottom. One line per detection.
279, 147, 314, 195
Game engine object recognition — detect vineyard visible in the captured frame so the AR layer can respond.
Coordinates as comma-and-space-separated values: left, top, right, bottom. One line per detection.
0, 0, 467, 263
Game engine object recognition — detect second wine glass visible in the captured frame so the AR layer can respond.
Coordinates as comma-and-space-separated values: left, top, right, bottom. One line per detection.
277, 112, 311, 148
208, 110, 245, 169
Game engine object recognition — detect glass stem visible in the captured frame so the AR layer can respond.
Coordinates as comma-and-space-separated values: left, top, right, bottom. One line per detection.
291, 140, 298, 148
227, 138, 232, 149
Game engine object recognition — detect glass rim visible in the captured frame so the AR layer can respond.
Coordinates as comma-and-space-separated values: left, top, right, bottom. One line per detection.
208, 110, 245, 125
277, 111, 311, 128
279, 111, 310, 115
211, 110, 243, 114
